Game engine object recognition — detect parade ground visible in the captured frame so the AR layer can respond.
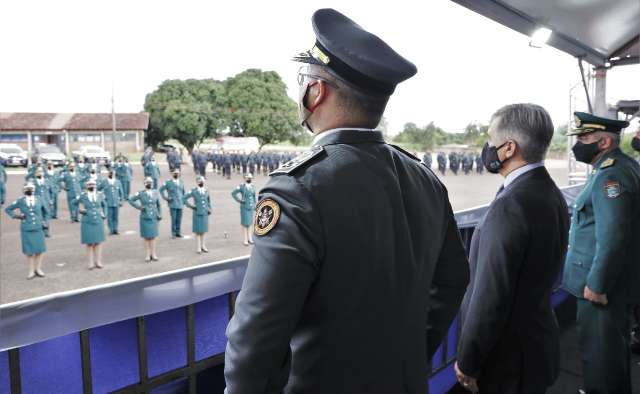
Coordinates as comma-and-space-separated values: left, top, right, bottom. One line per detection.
0, 159, 571, 304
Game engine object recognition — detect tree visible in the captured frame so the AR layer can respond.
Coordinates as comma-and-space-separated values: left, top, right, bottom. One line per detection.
144, 79, 227, 152
549, 123, 568, 154
463, 123, 489, 147
225, 69, 300, 148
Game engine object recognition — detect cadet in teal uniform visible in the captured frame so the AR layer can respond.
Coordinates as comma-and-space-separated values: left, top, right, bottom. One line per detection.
115, 157, 132, 197
562, 112, 640, 394
99, 169, 124, 235
159, 168, 185, 238
45, 162, 61, 219
5, 182, 49, 279
25, 158, 43, 180
73, 179, 107, 269
183, 176, 211, 253
0, 161, 6, 206
31, 168, 53, 237
129, 177, 162, 261
144, 157, 161, 189
231, 173, 256, 246
61, 162, 82, 222
76, 160, 89, 184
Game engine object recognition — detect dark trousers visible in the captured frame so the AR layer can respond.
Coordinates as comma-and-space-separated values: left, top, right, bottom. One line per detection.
51, 194, 58, 218
170, 208, 182, 236
577, 298, 631, 394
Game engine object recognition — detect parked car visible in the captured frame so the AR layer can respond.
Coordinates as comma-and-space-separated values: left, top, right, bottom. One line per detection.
32, 144, 67, 166
0, 144, 28, 167
72, 145, 111, 165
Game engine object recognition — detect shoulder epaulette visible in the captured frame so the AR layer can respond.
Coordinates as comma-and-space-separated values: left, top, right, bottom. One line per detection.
389, 144, 420, 161
600, 158, 615, 169
270, 146, 325, 176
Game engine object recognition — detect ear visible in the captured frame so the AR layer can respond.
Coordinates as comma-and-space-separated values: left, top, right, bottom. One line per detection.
504, 140, 517, 159
307, 81, 329, 111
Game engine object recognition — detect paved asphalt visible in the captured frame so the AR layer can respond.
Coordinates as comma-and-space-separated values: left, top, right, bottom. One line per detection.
0, 160, 570, 304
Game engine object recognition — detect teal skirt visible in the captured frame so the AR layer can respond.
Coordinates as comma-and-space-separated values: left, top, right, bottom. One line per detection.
192, 213, 209, 234
81, 221, 105, 245
140, 217, 159, 239
21, 229, 46, 256
240, 207, 254, 227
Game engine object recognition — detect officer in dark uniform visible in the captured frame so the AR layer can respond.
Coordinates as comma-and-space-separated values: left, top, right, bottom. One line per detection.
422, 152, 432, 169
475, 153, 484, 174
562, 112, 640, 394
224, 9, 469, 393
449, 151, 460, 175
437, 151, 447, 175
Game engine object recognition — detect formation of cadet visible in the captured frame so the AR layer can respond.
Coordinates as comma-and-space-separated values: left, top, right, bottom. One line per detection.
207, 151, 296, 179
231, 173, 256, 246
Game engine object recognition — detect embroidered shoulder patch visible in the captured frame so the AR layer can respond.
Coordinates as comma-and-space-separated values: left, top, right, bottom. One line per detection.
254, 198, 281, 236
604, 180, 621, 199
600, 158, 615, 169
270, 147, 324, 176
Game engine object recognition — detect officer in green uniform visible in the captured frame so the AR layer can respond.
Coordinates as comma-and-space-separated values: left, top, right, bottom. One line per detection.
183, 175, 211, 253
98, 169, 124, 235
562, 111, 640, 394
5, 182, 49, 279
231, 173, 256, 246
159, 168, 185, 238
115, 157, 132, 197
31, 168, 54, 237
74, 179, 107, 270
129, 177, 162, 261
44, 162, 61, 219
61, 162, 82, 222
144, 157, 161, 189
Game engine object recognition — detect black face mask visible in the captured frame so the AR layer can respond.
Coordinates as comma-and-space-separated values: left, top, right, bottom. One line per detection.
481, 141, 509, 173
25, 190, 33, 196
246, 179, 252, 183
145, 184, 152, 189
631, 137, 640, 152
88, 187, 95, 192
197, 183, 204, 187
173, 174, 179, 179
572, 140, 601, 164
108, 174, 113, 178
36, 175, 42, 179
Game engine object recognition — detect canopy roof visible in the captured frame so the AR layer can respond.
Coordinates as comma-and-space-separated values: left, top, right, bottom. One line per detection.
451, 0, 639, 67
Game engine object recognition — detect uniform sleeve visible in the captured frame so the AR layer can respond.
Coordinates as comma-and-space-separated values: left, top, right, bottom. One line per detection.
159, 183, 168, 199
128, 193, 141, 209
587, 173, 634, 294
224, 176, 322, 394
426, 197, 469, 358
4, 200, 19, 218
456, 199, 528, 377
231, 186, 242, 203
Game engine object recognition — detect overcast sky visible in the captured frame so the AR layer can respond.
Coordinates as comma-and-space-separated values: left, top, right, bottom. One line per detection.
1, 0, 638, 134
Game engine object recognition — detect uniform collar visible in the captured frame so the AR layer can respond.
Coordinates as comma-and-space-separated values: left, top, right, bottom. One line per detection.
503, 162, 544, 190
312, 128, 384, 147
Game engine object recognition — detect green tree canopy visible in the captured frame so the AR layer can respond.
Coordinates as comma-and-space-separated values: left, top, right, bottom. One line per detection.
225, 69, 300, 147
144, 79, 227, 152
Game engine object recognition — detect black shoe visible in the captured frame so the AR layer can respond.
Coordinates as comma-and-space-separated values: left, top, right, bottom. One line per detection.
175, 234, 184, 238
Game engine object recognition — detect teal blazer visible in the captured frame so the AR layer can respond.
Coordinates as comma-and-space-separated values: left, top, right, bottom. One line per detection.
184, 187, 211, 216
129, 190, 162, 220
5, 196, 49, 231
99, 178, 125, 207
62, 171, 82, 198
73, 192, 107, 224
562, 148, 640, 302
159, 179, 186, 209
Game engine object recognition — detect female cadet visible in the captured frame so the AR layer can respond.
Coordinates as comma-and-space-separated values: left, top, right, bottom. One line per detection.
5, 182, 49, 279
129, 177, 162, 261
73, 179, 107, 269
231, 173, 256, 246
183, 175, 211, 253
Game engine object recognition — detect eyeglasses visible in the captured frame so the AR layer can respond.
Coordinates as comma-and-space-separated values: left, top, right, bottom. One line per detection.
297, 68, 338, 88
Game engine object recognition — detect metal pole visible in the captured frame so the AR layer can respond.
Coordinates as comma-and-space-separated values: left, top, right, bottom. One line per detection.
578, 58, 593, 114
111, 85, 117, 157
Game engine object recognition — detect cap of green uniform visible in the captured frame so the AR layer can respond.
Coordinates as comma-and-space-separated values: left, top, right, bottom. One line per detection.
567, 111, 630, 136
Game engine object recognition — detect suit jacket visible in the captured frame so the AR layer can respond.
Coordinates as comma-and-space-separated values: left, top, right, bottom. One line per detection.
183, 187, 211, 216
457, 167, 569, 393
5, 196, 49, 231
99, 178, 124, 207
159, 179, 186, 209
224, 129, 470, 394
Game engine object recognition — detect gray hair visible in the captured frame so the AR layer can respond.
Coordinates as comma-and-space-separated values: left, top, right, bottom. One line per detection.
491, 103, 554, 162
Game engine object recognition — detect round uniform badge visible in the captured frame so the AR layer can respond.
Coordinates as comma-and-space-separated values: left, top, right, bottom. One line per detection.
254, 198, 281, 236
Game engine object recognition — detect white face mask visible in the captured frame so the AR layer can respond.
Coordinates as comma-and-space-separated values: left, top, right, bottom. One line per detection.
297, 79, 314, 133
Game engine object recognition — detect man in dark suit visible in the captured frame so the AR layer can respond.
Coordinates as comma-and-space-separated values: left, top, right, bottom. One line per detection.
224, 9, 470, 394
455, 103, 570, 394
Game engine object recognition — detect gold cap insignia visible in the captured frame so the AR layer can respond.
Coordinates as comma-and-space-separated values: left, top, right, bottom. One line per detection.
311, 45, 330, 65
254, 198, 281, 236
574, 115, 582, 128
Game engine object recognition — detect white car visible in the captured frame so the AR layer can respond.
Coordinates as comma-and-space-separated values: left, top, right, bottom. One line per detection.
33, 144, 67, 166
73, 145, 111, 165
0, 144, 28, 167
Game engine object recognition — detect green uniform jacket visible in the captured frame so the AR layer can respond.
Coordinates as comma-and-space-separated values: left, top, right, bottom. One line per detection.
45, 170, 61, 194
99, 178, 124, 207
159, 179, 185, 209
115, 163, 132, 181
129, 190, 162, 238
73, 192, 107, 245
5, 196, 48, 255
61, 171, 82, 198
562, 148, 640, 302
183, 187, 211, 234
144, 162, 160, 180
231, 183, 256, 226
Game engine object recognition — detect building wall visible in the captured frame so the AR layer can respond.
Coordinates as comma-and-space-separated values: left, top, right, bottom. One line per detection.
0, 130, 143, 156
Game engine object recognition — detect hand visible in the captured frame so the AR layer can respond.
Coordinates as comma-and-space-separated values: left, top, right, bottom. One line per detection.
455, 362, 479, 393
157, 216, 162, 221
584, 286, 608, 305
79, 209, 87, 215
16, 213, 26, 220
